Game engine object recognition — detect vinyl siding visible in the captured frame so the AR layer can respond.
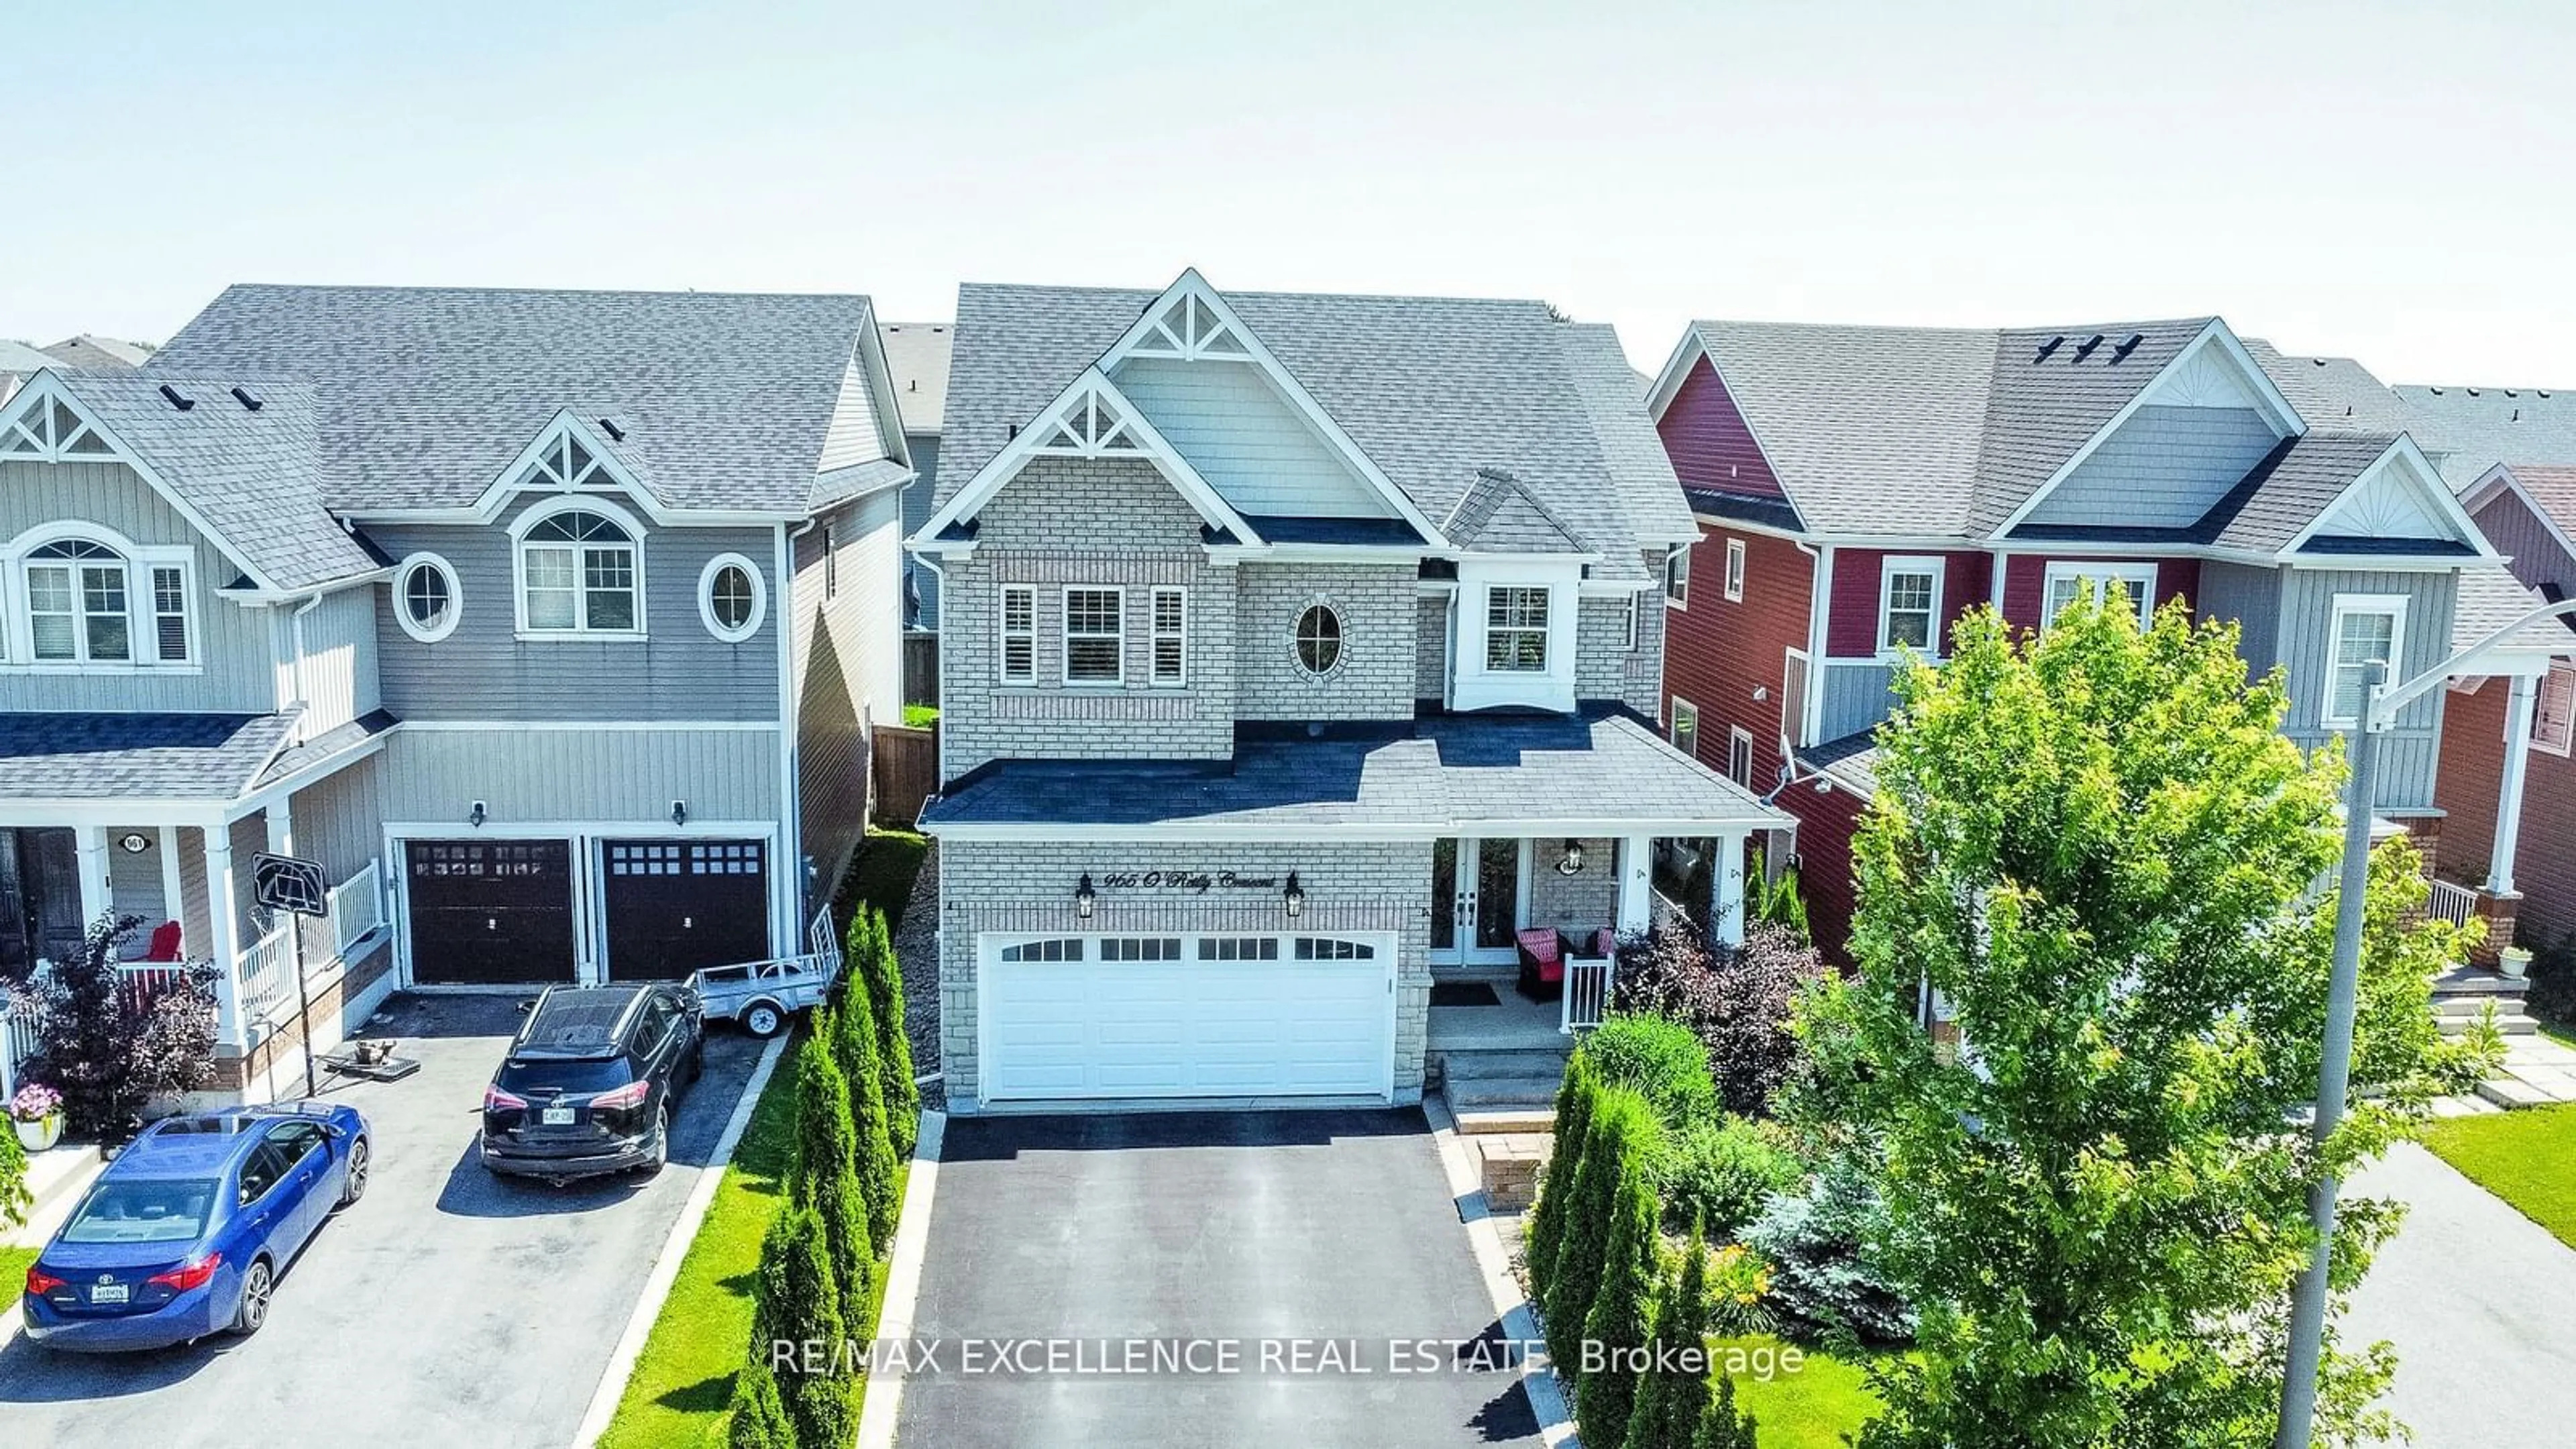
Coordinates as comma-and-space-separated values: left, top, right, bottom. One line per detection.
2476, 488, 2576, 597
367, 498, 780, 722
794, 488, 903, 904
177, 826, 211, 963
2021, 405, 2284, 529
1112, 357, 1391, 518
900, 432, 942, 629
1824, 548, 1986, 659
1656, 356, 1786, 498
2275, 567, 2455, 810
2196, 561, 2284, 673
107, 830, 170, 957
1996, 554, 2200, 633
290, 586, 379, 735
0, 458, 277, 713
1663, 525, 1814, 790
368, 726, 782, 825
817, 359, 889, 474
1817, 660, 1900, 743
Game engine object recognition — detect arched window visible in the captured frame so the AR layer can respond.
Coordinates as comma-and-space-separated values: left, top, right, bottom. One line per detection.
395, 553, 462, 643
27, 539, 131, 662
517, 508, 641, 636
698, 554, 765, 642
1294, 603, 1342, 677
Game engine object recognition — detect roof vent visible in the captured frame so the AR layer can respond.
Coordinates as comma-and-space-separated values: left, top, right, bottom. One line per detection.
157, 383, 194, 411
2467, 387, 2481, 396
2111, 333, 2143, 362
229, 386, 262, 411
2312, 358, 2329, 368
2506, 389, 2520, 397
1006, 422, 1019, 440
2035, 335, 2065, 362
2073, 334, 2105, 362
596, 417, 625, 441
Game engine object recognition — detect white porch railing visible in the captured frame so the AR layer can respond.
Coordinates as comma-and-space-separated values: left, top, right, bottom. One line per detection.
1, 997, 38, 1101
331, 861, 385, 955
2426, 877, 2479, 930
1560, 953, 1616, 1034
237, 928, 297, 1024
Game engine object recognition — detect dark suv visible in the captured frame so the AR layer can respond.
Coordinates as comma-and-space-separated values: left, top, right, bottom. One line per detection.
480, 983, 704, 1183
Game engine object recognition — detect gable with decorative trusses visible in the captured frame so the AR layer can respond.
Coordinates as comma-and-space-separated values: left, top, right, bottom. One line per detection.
917, 368, 1258, 547
466, 411, 657, 523
2288, 436, 2493, 558
1, 378, 121, 464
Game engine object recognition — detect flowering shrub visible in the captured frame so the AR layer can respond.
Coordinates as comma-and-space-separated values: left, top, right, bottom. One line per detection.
1612, 922, 1827, 1116
9, 1082, 62, 1122
1699, 1241, 1777, 1338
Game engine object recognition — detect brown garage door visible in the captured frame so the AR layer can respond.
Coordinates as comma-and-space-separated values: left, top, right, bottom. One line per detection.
601, 839, 770, 980
405, 840, 578, 985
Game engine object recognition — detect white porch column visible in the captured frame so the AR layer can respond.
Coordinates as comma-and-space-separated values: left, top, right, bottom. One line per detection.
2488, 673, 2536, 896
203, 824, 244, 1050
264, 801, 294, 857
74, 825, 112, 932
1616, 835, 1655, 934
1713, 830, 1748, 947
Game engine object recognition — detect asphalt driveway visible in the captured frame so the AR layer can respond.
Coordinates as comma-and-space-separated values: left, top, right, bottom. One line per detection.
896, 1110, 1542, 1448
0, 992, 764, 1449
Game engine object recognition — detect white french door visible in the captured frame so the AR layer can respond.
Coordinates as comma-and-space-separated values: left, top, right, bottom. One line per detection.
1428, 837, 1527, 967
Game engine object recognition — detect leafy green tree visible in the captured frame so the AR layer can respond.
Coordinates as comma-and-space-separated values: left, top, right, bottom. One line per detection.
1625, 1220, 1714, 1449
0, 1119, 30, 1230
1816, 595, 2456, 1448
848, 908, 918, 1158
1692, 1373, 1758, 1449
1544, 1087, 1655, 1377
1525, 1051, 1599, 1293
724, 1360, 796, 1449
830, 981, 902, 1252
1574, 1159, 1654, 1449
790, 1017, 874, 1329
750, 1203, 853, 1449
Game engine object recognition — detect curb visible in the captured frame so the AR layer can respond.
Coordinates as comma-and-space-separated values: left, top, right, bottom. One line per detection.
572, 1030, 790, 1449
855, 1108, 947, 1449
1424, 1093, 1578, 1448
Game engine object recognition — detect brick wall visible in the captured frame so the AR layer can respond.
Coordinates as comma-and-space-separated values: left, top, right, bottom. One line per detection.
1234, 561, 1419, 718
936, 838, 1434, 1108
1525, 838, 1617, 932
2436, 675, 2576, 947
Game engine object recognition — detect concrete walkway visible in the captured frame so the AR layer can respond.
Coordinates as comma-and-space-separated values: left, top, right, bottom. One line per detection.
2346, 1141, 2576, 1448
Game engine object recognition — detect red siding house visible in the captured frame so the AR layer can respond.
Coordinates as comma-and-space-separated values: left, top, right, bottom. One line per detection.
1648, 317, 2513, 959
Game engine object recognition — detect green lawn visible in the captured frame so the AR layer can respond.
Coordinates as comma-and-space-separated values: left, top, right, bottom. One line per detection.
0, 1245, 34, 1297
835, 828, 929, 933
1711, 1336, 1886, 1448
2540, 1020, 2575, 1053
2424, 1103, 2576, 1249
901, 704, 938, 729
600, 1035, 912, 1448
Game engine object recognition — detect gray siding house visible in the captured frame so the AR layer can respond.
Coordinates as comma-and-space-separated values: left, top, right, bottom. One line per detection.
0, 286, 910, 1100
910, 271, 1786, 1115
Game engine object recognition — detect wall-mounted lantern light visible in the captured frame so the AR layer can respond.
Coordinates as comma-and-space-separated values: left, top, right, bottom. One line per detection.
672, 799, 689, 828
1557, 839, 1586, 875
469, 800, 488, 828
1283, 871, 1305, 918
1075, 873, 1096, 920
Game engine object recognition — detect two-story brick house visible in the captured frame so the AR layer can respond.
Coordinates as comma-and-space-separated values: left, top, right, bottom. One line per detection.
910, 272, 1786, 1114
1648, 315, 2512, 957
0, 285, 909, 1099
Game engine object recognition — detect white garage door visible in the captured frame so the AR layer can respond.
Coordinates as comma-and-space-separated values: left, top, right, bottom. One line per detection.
980, 932, 1397, 1102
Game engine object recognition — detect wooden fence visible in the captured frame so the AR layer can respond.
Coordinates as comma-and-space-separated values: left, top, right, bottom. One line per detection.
902, 633, 940, 707
873, 723, 938, 826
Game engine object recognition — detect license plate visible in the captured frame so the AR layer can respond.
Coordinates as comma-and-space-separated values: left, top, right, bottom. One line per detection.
541, 1106, 576, 1126
91, 1283, 128, 1305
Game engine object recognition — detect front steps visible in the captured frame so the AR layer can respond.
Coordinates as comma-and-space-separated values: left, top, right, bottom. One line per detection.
2432, 967, 2576, 1110
2432, 967, 2542, 1038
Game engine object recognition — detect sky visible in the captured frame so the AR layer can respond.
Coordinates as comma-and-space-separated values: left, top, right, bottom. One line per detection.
12, 1, 2575, 386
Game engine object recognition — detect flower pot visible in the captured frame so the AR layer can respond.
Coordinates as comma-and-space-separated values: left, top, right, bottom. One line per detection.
13, 1113, 62, 1152
2500, 947, 2533, 981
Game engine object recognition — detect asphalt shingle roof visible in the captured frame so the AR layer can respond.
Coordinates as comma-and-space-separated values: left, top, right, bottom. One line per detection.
922, 709, 1787, 833
2451, 566, 2576, 655
2502, 464, 2576, 538
938, 280, 1676, 576
1967, 321, 2212, 533
1445, 470, 1585, 553
2196, 433, 2400, 553
44, 370, 380, 590
150, 284, 885, 514
2391, 384, 2576, 486
0, 711, 300, 800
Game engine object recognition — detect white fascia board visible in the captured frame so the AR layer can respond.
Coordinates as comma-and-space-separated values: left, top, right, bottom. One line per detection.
0, 800, 231, 827
1990, 319, 2305, 539
1202, 543, 1430, 566
1096, 269, 1451, 549
215, 566, 395, 602
850, 300, 914, 472
910, 367, 1264, 549
2274, 435, 2500, 561
2464, 463, 2576, 570
921, 810, 1794, 843
13, 373, 283, 592
1644, 326, 1709, 422
1678, 342, 1823, 537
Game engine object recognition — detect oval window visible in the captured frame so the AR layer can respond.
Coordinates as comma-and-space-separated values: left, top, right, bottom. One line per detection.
1294, 604, 1342, 676
395, 555, 461, 643
700, 555, 766, 641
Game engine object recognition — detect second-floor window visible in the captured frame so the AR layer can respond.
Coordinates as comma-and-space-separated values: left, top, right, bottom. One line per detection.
2041, 563, 2157, 631
2325, 594, 2407, 728
999, 586, 1036, 684
1486, 586, 1550, 672
1665, 545, 1691, 607
2535, 663, 2575, 757
1064, 587, 1124, 684
519, 508, 641, 637
1670, 697, 1699, 759
7, 533, 193, 668
1723, 539, 1747, 602
1878, 557, 1943, 655
1150, 588, 1187, 686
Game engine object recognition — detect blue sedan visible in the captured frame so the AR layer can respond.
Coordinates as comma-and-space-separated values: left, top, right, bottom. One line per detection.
20, 1101, 371, 1352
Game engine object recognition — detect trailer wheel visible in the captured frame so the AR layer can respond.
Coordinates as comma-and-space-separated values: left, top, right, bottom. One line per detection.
743, 1000, 785, 1038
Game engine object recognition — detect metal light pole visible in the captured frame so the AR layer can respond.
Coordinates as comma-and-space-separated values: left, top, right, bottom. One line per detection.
2275, 598, 2576, 1448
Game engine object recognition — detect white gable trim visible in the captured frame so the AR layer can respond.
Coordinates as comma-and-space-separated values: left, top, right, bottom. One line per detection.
1093, 270, 1448, 546
0, 371, 280, 592
1991, 320, 2306, 539
843, 301, 913, 472
469, 411, 663, 525
2463, 462, 2576, 572
2277, 435, 2499, 561
912, 368, 1263, 547
1644, 327, 1709, 423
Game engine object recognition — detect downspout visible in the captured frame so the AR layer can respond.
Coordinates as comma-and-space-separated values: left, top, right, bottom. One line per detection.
914, 549, 951, 790
779, 519, 815, 953
1794, 540, 1832, 756
288, 591, 326, 745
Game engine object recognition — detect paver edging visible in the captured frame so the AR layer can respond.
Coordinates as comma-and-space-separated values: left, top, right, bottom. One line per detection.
1424, 1093, 1578, 1448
